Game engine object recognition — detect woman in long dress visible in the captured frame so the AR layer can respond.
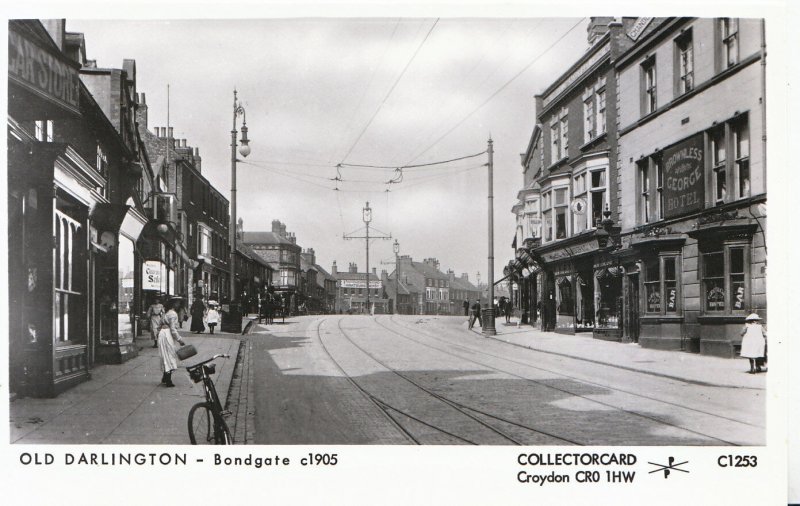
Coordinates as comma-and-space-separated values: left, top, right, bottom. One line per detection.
145, 297, 165, 348
190, 298, 206, 334
740, 313, 766, 374
158, 300, 186, 387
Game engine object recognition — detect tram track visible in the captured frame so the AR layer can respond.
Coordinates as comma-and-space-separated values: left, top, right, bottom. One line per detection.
314, 316, 582, 445
376, 315, 749, 446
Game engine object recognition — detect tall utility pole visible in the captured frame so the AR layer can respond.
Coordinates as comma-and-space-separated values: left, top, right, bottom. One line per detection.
343, 202, 391, 314
394, 239, 400, 314
483, 138, 496, 335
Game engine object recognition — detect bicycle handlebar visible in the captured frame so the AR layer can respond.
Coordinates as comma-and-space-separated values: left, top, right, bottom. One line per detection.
185, 353, 230, 369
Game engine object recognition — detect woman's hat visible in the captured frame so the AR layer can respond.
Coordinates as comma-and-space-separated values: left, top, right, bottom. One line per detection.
745, 313, 762, 321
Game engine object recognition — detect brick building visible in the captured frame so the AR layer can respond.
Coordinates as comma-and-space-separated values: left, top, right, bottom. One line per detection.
243, 220, 302, 311
332, 261, 389, 314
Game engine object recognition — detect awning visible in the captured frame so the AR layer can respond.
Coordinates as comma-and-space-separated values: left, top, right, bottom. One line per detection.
90, 203, 129, 233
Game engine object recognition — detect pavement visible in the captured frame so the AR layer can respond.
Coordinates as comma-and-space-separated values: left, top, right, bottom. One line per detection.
467, 317, 767, 390
9, 317, 252, 444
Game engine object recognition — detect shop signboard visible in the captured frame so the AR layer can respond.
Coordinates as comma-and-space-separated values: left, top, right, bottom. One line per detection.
8, 26, 81, 115
663, 133, 705, 219
143, 261, 163, 290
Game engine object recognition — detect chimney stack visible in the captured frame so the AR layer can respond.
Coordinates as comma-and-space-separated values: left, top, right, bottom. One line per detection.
332, 261, 338, 275
272, 220, 281, 233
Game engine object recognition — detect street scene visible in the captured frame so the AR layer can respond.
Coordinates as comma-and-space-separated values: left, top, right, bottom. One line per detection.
7, 16, 768, 447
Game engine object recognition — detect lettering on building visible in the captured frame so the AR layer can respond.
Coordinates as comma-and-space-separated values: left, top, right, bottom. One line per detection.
8, 29, 81, 114
663, 134, 705, 218
627, 17, 654, 41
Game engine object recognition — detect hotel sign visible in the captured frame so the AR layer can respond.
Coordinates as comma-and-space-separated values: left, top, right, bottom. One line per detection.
8, 27, 81, 115
663, 134, 705, 219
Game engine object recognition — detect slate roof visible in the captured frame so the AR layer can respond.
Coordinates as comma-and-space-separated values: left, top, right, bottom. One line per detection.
241, 231, 297, 247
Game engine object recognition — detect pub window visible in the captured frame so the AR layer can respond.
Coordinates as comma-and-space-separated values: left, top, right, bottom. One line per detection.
644, 255, 680, 315
641, 57, 657, 115
720, 18, 739, 70
706, 114, 752, 205
701, 241, 749, 314
675, 30, 694, 95
734, 118, 750, 198
710, 126, 727, 205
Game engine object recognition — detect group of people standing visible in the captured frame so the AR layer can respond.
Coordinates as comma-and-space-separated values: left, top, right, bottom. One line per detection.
464, 296, 515, 330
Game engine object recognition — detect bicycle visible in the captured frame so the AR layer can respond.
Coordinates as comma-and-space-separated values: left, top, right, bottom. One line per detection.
186, 354, 233, 445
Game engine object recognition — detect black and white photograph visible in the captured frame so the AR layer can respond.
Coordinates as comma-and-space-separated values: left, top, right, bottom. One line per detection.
2, 2, 795, 504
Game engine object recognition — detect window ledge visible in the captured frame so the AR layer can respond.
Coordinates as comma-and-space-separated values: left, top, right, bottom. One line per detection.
579, 132, 608, 151
697, 314, 748, 324
546, 157, 569, 172
640, 315, 684, 323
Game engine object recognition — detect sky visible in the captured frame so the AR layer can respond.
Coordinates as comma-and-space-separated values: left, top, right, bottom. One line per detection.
67, 17, 593, 282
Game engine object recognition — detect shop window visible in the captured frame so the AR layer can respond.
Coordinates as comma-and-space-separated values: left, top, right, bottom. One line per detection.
596, 269, 623, 329
54, 198, 87, 344
675, 29, 694, 95
701, 242, 749, 314
641, 57, 657, 116
557, 277, 574, 316
719, 18, 739, 70
643, 254, 680, 315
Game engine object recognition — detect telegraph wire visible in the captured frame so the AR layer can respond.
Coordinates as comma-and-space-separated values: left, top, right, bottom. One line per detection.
337, 18, 440, 166
340, 149, 486, 170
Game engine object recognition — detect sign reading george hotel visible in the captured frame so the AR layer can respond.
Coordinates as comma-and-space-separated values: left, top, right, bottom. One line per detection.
8, 27, 81, 114
663, 133, 705, 218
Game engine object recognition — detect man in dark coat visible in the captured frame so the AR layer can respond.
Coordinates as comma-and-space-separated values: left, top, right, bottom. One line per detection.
463, 299, 469, 317
468, 299, 483, 330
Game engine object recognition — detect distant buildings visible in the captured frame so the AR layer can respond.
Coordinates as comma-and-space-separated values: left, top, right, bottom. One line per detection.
332, 261, 389, 314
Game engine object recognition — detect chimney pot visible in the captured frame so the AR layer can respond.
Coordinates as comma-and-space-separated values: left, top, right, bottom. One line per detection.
141, 92, 146, 105
168, 126, 173, 139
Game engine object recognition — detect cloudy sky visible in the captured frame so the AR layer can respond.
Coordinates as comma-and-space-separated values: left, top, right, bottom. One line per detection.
68, 16, 592, 281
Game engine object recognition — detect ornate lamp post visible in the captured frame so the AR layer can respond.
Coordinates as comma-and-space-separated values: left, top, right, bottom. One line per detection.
222, 90, 251, 333
393, 239, 400, 315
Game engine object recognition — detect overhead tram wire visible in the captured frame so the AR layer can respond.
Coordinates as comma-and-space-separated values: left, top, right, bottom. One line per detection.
336, 18, 440, 167
339, 149, 486, 170
403, 17, 587, 167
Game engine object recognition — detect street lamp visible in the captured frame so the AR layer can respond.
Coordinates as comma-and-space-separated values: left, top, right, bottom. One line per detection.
363, 202, 372, 314
223, 89, 251, 333
393, 239, 400, 315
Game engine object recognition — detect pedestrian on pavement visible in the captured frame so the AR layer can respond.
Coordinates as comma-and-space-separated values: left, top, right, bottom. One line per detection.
740, 313, 767, 374
463, 299, 469, 317
190, 297, 206, 334
158, 300, 186, 387
145, 296, 165, 348
504, 297, 513, 324
206, 303, 220, 334
469, 299, 483, 330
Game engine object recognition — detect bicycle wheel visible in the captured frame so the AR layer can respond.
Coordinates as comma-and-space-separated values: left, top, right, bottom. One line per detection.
188, 402, 215, 444
215, 417, 233, 445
